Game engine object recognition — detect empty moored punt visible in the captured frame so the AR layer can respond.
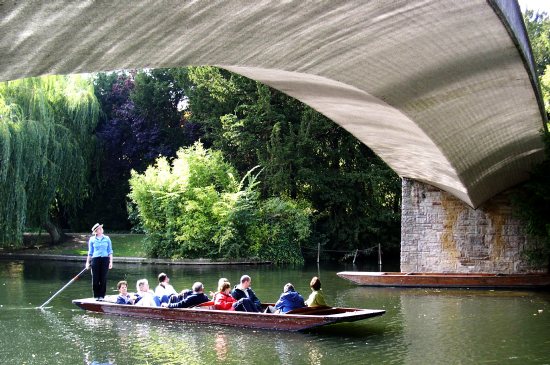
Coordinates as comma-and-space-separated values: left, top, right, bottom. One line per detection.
337, 271, 550, 289
72, 298, 385, 331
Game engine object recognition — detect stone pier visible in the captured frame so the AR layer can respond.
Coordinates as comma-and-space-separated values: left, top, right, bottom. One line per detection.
400, 178, 538, 274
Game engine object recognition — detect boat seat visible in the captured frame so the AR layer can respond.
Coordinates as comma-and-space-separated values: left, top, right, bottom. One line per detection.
286, 306, 332, 315
193, 301, 215, 310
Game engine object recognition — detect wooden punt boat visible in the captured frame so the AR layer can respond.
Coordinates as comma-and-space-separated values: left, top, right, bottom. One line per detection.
72, 298, 385, 331
337, 271, 550, 289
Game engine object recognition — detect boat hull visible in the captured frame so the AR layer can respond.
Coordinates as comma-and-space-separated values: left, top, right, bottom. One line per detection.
72, 298, 385, 331
337, 271, 550, 289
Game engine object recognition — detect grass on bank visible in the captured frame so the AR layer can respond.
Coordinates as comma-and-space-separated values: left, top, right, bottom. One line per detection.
21, 233, 147, 257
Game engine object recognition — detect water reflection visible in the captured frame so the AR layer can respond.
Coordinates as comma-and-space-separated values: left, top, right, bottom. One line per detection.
339, 286, 550, 364
2, 260, 550, 364
398, 288, 550, 364
86, 360, 114, 365
214, 332, 228, 361
56, 310, 339, 365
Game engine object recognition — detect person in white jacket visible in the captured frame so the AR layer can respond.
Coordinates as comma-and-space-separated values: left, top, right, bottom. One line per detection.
154, 272, 178, 304
135, 279, 160, 307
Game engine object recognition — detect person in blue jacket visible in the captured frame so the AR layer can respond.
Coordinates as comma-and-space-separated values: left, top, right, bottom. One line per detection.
116, 280, 137, 305
162, 282, 210, 308
274, 283, 305, 313
85, 223, 113, 300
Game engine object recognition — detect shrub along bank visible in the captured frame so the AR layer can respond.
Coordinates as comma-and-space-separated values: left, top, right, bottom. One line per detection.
129, 142, 310, 264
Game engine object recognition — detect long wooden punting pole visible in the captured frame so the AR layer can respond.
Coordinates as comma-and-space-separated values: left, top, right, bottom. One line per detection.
38, 267, 88, 309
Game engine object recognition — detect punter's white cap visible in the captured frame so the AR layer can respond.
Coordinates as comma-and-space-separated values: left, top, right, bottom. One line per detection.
91, 223, 103, 233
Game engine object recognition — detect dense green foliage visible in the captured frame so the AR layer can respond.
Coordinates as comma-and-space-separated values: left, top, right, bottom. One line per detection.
251, 197, 311, 264
183, 66, 401, 258
129, 142, 310, 263
542, 65, 550, 113
513, 10, 550, 268
524, 10, 550, 78
85, 66, 400, 261
524, 10, 550, 118
511, 133, 550, 268
72, 69, 197, 231
0, 76, 99, 246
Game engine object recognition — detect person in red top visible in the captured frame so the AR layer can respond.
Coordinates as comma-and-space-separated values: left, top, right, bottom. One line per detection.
214, 281, 236, 311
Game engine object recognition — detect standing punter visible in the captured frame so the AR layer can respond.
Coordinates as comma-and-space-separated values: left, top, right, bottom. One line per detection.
85, 223, 113, 300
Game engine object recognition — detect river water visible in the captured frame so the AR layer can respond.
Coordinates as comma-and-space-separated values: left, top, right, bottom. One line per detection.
0, 259, 549, 365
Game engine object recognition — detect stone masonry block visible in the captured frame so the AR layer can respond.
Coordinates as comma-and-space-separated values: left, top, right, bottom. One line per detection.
401, 179, 536, 274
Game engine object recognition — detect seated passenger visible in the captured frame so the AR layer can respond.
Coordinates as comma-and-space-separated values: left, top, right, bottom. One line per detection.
162, 282, 209, 308
305, 276, 328, 307
167, 287, 193, 305
135, 279, 161, 307
232, 296, 259, 312
274, 283, 305, 313
214, 282, 237, 311
210, 277, 228, 299
116, 280, 137, 305
154, 272, 178, 304
231, 275, 262, 312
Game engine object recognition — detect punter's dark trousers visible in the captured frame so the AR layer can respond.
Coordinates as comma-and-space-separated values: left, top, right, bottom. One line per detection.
91, 257, 109, 298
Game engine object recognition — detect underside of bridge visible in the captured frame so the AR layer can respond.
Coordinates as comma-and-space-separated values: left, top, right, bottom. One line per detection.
1, 0, 546, 208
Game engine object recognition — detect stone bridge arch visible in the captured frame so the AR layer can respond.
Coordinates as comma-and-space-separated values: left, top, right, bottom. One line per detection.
1, 0, 547, 272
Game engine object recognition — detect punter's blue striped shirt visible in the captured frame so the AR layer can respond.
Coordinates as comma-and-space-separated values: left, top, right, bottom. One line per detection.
88, 235, 113, 258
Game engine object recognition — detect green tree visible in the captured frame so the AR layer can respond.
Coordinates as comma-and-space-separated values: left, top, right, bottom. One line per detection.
524, 9, 550, 123
251, 197, 310, 264
72, 69, 200, 232
541, 65, 550, 113
511, 132, 550, 269
185, 66, 401, 259
510, 10, 550, 269
524, 10, 550, 78
0, 75, 99, 246
129, 142, 309, 263
129, 142, 237, 257
131, 68, 194, 150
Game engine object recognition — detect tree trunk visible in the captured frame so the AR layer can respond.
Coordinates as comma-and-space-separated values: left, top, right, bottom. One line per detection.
43, 221, 64, 245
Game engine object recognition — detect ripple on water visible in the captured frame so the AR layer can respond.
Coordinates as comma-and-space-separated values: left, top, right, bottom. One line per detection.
1, 261, 550, 364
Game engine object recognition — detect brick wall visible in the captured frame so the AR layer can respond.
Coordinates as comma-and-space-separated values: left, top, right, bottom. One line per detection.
400, 178, 539, 273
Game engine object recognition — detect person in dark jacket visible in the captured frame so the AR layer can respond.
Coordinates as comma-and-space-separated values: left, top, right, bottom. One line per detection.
116, 280, 137, 305
162, 282, 209, 308
231, 275, 262, 312
274, 283, 305, 313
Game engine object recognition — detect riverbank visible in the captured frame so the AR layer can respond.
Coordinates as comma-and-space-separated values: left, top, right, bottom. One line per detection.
1, 233, 271, 265
18, 232, 146, 257
0, 252, 271, 265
